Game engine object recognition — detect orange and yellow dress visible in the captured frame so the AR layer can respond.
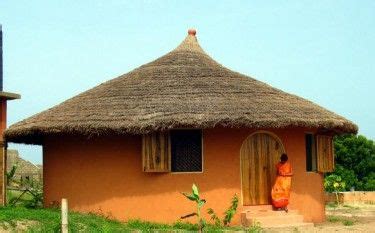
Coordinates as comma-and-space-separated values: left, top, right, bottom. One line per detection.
271, 161, 292, 208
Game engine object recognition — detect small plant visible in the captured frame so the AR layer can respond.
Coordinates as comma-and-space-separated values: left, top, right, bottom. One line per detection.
207, 208, 221, 226
181, 184, 206, 232
223, 194, 239, 226
327, 215, 340, 223
327, 215, 355, 226
207, 194, 239, 226
342, 219, 354, 226
247, 220, 262, 233
6, 164, 17, 186
324, 174, 346, 205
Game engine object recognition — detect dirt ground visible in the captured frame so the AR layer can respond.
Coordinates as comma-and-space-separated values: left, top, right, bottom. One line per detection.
264, 204, 375, 233
0, 220, 38, 233
312, 204, 375, 233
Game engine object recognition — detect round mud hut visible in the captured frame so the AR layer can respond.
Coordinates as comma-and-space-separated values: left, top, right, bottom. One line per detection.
5, 29, 357, 226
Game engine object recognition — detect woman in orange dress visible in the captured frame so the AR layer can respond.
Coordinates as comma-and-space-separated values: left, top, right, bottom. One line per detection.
271, 153, 293, 212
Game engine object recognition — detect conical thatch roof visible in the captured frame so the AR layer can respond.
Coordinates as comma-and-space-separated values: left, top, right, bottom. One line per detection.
5, 29, 357, 145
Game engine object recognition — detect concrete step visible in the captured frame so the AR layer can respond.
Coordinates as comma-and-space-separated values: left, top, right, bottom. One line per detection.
244, 209, 299, 217
242, 205, 273, 211
241, 207, 314, 229
245, 214, 304, 227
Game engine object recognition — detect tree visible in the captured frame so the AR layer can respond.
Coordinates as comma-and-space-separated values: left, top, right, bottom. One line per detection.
330, 134, 375, 191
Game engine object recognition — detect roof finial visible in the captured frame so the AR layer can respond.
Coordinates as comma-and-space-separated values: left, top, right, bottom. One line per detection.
188, 28, 196, 36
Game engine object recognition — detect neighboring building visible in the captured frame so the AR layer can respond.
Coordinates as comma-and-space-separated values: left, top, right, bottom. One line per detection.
4, 29, 357, 226
6, 149, 42, 185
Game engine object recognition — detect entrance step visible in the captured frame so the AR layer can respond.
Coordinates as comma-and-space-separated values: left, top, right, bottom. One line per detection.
241, 207, 314, 229
242, 205, 273, 211
244, 209, 299, 217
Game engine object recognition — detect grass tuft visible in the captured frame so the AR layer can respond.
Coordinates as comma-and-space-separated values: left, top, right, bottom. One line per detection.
327, 216, 340, 223
342, 220, 354, 226
327, 215, 356, 226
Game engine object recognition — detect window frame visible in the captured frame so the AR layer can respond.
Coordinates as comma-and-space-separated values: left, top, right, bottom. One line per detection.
170, 129, 204, 174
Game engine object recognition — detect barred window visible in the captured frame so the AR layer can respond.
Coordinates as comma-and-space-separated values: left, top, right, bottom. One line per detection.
170, 130, 202, 172
305, 133, 317, 172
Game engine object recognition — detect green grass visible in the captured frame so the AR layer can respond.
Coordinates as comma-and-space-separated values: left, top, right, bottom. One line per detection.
327, 215, 356, 226
342, 204, 360, 210
326, 203, 338, 208
327, 216, 340, 223
342, 220, 354, 226
6, 190, 33, 206
0, 207, 258, 232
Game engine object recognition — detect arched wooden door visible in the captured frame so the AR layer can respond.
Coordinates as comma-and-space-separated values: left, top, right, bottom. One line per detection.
240, 132, 285, 205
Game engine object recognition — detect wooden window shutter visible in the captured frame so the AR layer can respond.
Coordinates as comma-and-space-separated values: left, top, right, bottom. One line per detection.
317, 135, 334, 172
142, 132, 171, 172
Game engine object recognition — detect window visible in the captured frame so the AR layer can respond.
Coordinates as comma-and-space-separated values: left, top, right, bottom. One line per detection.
306, 134, 335, 173
170, 130, 202, 172
142, 130, 203, 173
305, 133, 317, 172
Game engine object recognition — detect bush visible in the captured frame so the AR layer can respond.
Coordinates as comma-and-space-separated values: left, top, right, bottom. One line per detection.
327, 134, 375, 191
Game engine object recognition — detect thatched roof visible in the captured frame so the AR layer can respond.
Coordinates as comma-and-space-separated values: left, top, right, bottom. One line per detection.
5, 29, 357, 144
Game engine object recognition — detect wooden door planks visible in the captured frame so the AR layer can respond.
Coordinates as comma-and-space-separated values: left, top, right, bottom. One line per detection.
241, 132, 285, 205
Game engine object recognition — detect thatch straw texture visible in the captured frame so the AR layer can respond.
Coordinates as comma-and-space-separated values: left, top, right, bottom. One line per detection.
5, 31, 357, 144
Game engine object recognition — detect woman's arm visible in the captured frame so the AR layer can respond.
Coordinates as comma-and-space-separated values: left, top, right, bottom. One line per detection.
278, 166, 293, 176
278, 171, 293, 176
282, 172, 293, 176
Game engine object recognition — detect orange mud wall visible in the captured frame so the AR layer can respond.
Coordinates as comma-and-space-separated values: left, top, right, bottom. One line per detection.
0, 100, 6, 205
43, 128, 325, 224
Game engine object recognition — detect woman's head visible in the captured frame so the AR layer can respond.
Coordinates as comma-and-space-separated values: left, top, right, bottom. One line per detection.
280, 153, 288, 162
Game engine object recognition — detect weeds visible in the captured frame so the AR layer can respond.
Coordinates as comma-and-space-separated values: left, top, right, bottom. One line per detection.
343, 220, 354, 226
327, 215, 356, 226
207, 194, 239, 227
327, 215, 340, 223
247, 221, 262, 233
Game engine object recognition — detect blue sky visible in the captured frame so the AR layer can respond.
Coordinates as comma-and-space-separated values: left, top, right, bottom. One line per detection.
1, 1, 374, 164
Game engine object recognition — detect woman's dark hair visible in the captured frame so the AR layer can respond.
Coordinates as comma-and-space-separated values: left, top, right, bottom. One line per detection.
280, 153, 288, 162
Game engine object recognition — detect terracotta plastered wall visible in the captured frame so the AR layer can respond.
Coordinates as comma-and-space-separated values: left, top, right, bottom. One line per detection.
43, 127, 325, 224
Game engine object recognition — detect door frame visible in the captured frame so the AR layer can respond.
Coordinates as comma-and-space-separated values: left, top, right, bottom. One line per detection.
239, 130, 286, 206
